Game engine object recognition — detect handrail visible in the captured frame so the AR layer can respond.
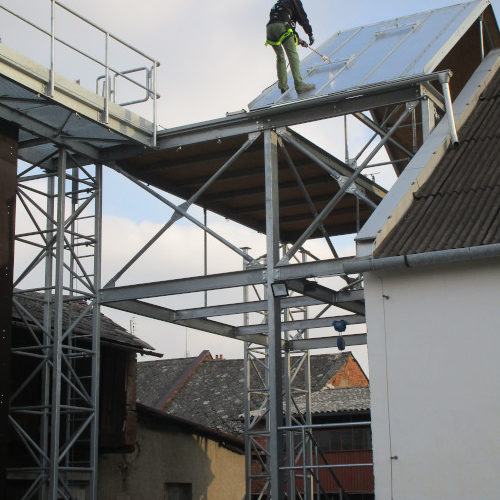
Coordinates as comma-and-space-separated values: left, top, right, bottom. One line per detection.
0, 0, 160, 146
55, 1, 157, 63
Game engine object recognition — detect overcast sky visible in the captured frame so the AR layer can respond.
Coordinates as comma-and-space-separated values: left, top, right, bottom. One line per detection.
6, 0, 500, 368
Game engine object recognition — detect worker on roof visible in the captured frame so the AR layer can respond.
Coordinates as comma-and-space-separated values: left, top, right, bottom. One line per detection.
266, 0, 316, 95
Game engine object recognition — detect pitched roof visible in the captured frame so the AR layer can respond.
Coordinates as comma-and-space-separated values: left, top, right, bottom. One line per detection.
309, 352, 353, 391
294, 387, 371, 416
137, 351, 365, 436
12, 291, 155, 354
157, 358, 246, 435
136, 351, 211, 408
375, 66, 500, 258
136, 403, 244, 452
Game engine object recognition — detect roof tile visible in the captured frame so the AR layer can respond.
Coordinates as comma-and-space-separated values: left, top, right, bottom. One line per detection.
375, 66, 500, 258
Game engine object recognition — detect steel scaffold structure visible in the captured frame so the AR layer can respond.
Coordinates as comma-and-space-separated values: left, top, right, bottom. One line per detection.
6, 93, 449, 499
11, 153, 102, 498
1, 2, 477, 498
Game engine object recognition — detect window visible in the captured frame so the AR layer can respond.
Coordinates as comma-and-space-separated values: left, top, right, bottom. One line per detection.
314, 426, 372, 452
164, 483, 192, 500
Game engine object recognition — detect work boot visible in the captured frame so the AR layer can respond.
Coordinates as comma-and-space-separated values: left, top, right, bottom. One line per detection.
280, 87, 290, 94
296, 83, 315, 94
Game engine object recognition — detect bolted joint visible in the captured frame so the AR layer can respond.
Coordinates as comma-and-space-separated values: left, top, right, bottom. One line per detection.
438, 69, 453, 85
406, 100, 418, 113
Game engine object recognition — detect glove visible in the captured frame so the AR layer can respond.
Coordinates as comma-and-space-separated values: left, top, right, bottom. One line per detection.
309, 34, 314, 46
298, 38, 308, 47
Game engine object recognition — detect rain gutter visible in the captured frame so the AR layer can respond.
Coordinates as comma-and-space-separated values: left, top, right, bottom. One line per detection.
343, 243, 500, 274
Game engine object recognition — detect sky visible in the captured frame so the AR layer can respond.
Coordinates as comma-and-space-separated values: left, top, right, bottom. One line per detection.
6, 0, 500, 370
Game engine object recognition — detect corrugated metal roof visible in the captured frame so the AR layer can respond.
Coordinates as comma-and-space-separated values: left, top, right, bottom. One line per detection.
294, 387, 371, 416
250, 0, 490, 110
375, 66, 500, 257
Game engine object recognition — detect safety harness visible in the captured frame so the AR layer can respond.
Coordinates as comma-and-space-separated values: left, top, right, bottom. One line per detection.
265, 28, 298, 47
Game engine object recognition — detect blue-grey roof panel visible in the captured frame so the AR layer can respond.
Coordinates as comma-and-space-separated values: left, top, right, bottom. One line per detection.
249, 0, 490, 109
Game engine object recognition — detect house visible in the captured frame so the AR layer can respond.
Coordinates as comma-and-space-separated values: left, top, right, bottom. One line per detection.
137, 351, 373, 499
137, 351, 369, 436
98, 403, 246, 500
7, 292, 156, 499
358, 49, 500, 498
6, 294, 247, 500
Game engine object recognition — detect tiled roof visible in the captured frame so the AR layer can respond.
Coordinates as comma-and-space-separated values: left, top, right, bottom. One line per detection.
137, 403, 244, 451
136, 351, 211, 408
294, 387, 371, 416
375, 66, 500, 258
158, 358, 246, 435
12, 291, 154, 353
310, 352, 352, 391
137, 352, 363, 436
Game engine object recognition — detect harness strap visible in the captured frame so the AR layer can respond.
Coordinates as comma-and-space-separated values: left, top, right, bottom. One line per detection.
265, 28, 298, 47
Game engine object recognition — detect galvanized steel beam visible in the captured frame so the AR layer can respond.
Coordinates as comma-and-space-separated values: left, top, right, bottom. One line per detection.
288, 333, 367, 350
174, 290, 364, 320
101, 74, 443, 163
237, 314, 365, 336
286, 279, 365, 315
0, 103, 100, 161
100, 255, 365, 303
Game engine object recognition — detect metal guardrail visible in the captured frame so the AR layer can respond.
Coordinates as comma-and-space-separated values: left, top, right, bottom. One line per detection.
0, 0, 160, 146
278, 421, 374, 500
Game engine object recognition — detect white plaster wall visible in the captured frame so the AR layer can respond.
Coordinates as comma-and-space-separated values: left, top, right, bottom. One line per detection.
364, 258, 500, 500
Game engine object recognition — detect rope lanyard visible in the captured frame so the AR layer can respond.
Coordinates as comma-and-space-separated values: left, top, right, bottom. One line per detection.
265, 28, 298, 47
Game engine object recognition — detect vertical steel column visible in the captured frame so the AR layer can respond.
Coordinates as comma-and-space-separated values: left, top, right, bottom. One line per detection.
0, 119, 18, 494
243, 342, 252, 500
264, 129, 284, 500
204, 209, 208, 308
89, 164, 102, 500
421, 96, 436, 141
41, 174, 56, 499
49, 148, 67, 499
301, 252, 313, 500
284, 249, 295, 500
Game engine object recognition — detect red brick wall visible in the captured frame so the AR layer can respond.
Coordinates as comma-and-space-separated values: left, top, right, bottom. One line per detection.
329, 355, 369, 388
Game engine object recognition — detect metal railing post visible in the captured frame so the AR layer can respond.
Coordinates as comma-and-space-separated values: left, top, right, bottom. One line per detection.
104, 32, 110, 124
49, 0, 56, 97
153, 61, 158, 147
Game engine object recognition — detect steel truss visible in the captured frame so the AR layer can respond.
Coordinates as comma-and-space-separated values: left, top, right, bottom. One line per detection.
97, 91, 444, 500
11, 151, 102, 499
5, 60, 461, 500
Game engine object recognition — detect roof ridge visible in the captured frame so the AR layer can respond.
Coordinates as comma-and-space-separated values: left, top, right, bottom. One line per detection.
156, 350, 212, 410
